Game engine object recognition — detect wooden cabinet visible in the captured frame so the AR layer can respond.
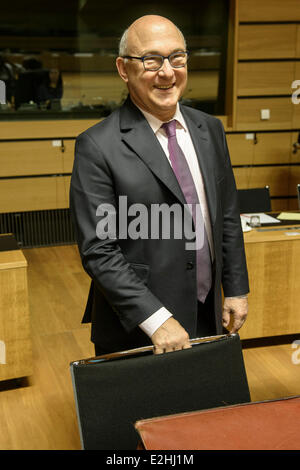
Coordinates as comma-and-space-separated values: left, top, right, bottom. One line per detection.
0, 235, 32, 381
241, 227, 300, 339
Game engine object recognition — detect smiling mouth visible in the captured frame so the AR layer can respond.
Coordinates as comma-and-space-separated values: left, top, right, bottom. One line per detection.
155, 83, 175, 90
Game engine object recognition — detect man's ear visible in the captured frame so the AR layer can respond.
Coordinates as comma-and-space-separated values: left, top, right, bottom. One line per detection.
116, 57, 128, 83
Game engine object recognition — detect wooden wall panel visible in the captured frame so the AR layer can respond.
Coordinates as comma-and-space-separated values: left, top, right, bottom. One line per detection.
253, 133, 292, 165
233, 166, 290, 196
226, 133, 254, 165
0, 177, 69, 213
233, 167, 252, 188
291, 132, 300, 164
0, 141, 73, 177
297, 25, 300, 57
239, 0, 300, 22
270, 199, 290, 211
61, 141, 75, 173
289, 166, 300, 196
227, 132, 293, 166
0, 120, 99, 140
292, 67, 300, 127
237, 62, 295, 96
236, 98, 293, 130
57, 176, 71, 209
238, 25, 298, 60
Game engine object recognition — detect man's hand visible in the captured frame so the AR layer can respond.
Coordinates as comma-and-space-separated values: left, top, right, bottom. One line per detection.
151, 317, 191, 355
222, 296, 248, 333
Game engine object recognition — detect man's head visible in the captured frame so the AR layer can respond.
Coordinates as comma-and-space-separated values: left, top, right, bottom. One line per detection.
116, 15, 188, 122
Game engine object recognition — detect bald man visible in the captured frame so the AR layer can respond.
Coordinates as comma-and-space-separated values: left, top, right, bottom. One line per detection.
70, 15, 249, 356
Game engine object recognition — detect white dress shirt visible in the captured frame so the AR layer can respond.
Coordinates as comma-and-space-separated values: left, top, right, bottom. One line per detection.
137, 104, 214, 337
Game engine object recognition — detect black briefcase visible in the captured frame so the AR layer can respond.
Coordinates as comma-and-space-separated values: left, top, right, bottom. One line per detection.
70, 333, 250, 450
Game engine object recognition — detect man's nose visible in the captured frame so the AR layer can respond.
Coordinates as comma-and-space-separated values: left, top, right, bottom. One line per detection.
158, 58, 175, 77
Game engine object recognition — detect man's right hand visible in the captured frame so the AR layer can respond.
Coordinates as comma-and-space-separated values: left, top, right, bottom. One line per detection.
151, 317, 191, 354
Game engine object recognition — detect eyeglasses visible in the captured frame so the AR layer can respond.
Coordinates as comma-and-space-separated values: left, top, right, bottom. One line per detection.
122, 51, 189, 71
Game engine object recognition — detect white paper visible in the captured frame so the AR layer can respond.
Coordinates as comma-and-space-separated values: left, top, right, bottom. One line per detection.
240, 213, 280, 224
240, 216, 252, 232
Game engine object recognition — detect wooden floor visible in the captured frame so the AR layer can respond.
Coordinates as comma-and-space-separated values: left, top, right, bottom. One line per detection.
0, 244, 299, 450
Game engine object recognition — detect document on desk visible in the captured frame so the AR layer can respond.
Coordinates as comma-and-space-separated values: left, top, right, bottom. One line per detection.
277, 212, 300, 221
241, 213, 280, 224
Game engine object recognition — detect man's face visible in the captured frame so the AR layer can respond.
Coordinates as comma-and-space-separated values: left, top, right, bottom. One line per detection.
117, 22, 187, 121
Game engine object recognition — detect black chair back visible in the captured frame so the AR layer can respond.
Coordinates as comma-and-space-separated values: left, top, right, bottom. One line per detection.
237, 186, 271, 213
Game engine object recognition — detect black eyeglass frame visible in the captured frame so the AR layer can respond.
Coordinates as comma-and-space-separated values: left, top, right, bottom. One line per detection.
121, 51, 189, 71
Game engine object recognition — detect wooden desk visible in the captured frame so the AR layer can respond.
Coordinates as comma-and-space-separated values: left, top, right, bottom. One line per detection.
240, 224, 300, 339
0, 234, 32, 381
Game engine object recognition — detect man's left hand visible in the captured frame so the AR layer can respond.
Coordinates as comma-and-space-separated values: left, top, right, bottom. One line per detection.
222, 297, 248, 333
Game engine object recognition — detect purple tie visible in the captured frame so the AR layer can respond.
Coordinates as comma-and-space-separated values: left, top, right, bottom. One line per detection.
162, 120, 212, 302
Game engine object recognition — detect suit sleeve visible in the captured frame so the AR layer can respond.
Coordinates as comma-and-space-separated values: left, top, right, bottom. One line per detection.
218, 122, 250, 297
69, 131, 164, 332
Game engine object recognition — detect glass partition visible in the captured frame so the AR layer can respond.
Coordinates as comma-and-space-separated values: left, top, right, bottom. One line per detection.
0, 0, 229, 120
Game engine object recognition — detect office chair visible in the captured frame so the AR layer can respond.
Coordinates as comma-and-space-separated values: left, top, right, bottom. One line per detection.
237, 186, 271, 214
14, 69, 48, 109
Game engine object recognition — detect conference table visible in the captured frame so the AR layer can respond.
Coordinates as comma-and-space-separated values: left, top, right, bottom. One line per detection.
239, 212, 300, 340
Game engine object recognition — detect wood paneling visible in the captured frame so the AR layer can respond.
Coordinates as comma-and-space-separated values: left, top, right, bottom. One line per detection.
297, 25, 300, 57
237, 62, 295, 96
0, 176, 70, 213
291, 131, 300, 164
0, 247, 32, 381
0, 140, 75, 177
238, 25, 298, 60
292, 69, 300, 127
0, 120, 99, 140
253, 133, 292, 165
227, 132, 293, 166
239, 0, 300, 22
234, 166, 290, 196
289, 166, 300, 196
270, 199, 290, 211
236, 98, 293, 130
227, 133, 254, 165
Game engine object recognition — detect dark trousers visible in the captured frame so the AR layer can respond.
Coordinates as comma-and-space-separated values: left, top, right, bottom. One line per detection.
94, 290, 216, 356
196, 288, 216, 338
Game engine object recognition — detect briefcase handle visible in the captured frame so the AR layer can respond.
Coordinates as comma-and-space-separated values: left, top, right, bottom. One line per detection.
74, 334, 235, 366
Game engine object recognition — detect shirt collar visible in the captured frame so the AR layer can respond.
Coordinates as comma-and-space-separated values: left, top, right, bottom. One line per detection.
135, 102, 187, 134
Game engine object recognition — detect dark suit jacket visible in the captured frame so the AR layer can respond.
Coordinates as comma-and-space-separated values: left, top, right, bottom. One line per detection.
69, 97, 249, 352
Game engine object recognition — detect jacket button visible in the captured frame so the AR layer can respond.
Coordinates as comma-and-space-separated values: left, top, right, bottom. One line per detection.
186, 262, 194, 270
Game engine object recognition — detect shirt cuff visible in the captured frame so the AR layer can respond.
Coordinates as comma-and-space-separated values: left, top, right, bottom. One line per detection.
225, 295, 248, 299
139, 307, 173, 337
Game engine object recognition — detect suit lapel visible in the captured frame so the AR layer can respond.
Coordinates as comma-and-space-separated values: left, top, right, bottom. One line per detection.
119, 98, 186, 206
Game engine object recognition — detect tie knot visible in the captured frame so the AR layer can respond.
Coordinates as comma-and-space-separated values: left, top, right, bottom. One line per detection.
162, 120, 177, 138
